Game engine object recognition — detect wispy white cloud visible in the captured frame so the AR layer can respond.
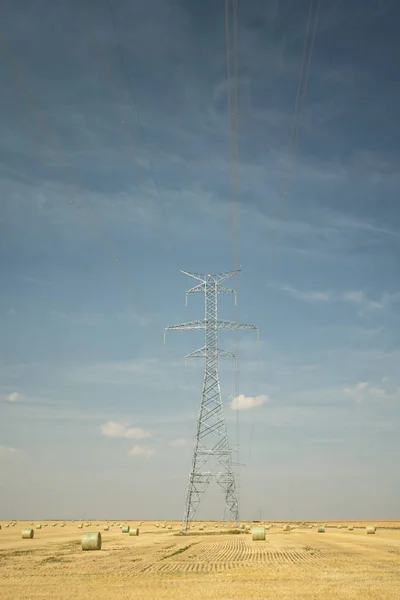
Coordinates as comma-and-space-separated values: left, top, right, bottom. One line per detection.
368, 387, 386, 398
342, 381, 386, 403
1, 391, 23, 403
342, 381, 369, 404
170, 438, 188, 447
340, 291, 386, 311
230, 394, 269, 411
269, 282, 400, 312
268, 282, 332, 302
128, 445, 155, 458
100, 421, 152, 440
0, 446, 21, 460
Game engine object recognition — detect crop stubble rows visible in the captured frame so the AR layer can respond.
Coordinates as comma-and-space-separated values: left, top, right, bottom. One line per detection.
139, 538, 342, 574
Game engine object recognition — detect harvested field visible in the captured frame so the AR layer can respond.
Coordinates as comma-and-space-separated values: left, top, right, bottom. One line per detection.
1, 520, 400, 599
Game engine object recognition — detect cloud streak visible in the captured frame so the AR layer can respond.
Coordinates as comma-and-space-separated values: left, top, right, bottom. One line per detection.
128, 445, 155, 458
0, 446, 21, 460
1, 392, 23, 402
269, 282, 400, 312
342, 381, 386, 403
170, 438, 188, 447
100, 421, 152, 440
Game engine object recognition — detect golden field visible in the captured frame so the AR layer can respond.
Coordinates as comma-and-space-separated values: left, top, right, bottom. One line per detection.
1, 520, 400, 599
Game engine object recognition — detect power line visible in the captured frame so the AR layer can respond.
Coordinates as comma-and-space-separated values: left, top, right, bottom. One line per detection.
292, 0, 320, 161
264, 0, 320, 301
226, 0, 243, 522
285, 0, 320, 201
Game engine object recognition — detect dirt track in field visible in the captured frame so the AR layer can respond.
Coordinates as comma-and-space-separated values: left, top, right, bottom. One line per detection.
1, 520, 400, 599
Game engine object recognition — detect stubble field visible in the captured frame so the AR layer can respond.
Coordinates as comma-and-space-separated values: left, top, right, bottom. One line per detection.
1, 520, 400, 599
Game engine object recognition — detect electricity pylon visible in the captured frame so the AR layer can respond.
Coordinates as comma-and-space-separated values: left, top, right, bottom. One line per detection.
164, 270, 259, 531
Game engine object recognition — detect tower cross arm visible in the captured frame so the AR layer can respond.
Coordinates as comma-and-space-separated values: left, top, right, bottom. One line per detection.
180, 269, 241, 284
216, 319, 259, 333
164, 319, 205, 333
185, 284, 237, 307
186, 284, 235, 295
185, 347, 237, 359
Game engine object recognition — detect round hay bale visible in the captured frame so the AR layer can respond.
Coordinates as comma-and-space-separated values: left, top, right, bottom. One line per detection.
199, 526, 204, 531
22, 528, 34, 539
129, 528, 139, 536
167, 525, 172, 530
161, 524, 166, 529
78, 524, 83, 529
122, 526, 130, 534
252, 526, 266, 541
36, 524, 42, 529
317, 526, 325, 533
60, 524, 65, 528
366, 526, 376, 534
348, 526, 354, 531
44, 523, 48, 527
81, 532, 102, 551
103, 525, 109, 531
246, 525, 251, 531
282, 524, 291, 532
5, 524, 9, 528
155, 524, 159, 528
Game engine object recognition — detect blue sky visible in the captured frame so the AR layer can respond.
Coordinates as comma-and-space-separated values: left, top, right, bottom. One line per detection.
1, 0, 400, 521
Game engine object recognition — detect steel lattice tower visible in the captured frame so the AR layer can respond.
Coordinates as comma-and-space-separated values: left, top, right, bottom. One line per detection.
164, 270, 259, 531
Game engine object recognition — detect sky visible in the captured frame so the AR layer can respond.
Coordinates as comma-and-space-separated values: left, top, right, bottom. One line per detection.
1, 0, 400, 522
